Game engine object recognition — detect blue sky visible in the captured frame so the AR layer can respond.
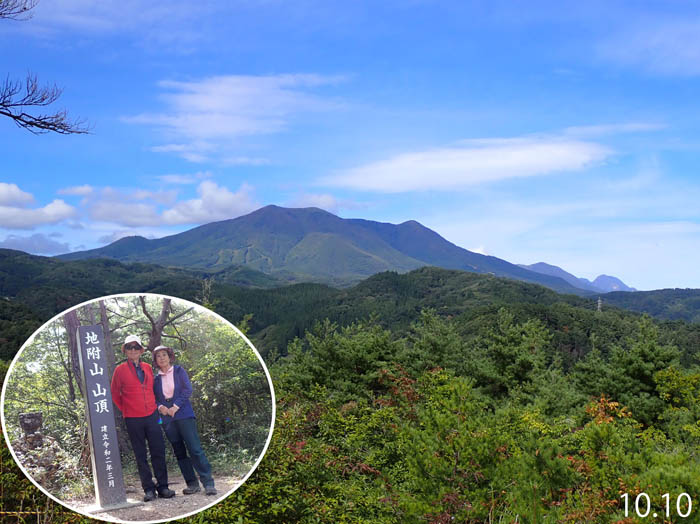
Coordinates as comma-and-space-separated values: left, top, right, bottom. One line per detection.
2, 0, 700, 290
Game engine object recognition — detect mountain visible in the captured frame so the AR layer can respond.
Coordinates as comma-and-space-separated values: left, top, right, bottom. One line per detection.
517, 262, 601, 292
59, 206, 585, 294
518, 262, 635, 293
592, 275, 636, 292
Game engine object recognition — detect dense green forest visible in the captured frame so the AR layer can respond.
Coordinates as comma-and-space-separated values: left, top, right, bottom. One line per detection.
3, 257, 700, 522
603, 288, 700, 323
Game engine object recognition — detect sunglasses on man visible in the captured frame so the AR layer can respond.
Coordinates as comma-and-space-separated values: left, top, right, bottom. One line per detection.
125, 344, 142, 350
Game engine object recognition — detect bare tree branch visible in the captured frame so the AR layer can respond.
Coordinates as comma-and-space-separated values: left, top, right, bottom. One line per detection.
0, 74, 90, 134
0, 0, 37, 20
163, 307, 194, 327
1, 1, 90, 134
109, 321, 142, 334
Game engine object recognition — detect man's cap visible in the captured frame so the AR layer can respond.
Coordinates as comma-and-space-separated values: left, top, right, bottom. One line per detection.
124, 334, 143, 347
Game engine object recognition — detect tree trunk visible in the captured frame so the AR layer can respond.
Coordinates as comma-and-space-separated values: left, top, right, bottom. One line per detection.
63, 310, 83, 397
140, 296, 171, 351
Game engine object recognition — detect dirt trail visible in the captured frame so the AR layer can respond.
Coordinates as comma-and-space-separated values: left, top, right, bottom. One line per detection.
68, 468, 243, 522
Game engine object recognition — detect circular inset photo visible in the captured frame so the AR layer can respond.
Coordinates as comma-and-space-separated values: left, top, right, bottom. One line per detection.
1, 293, 275, 523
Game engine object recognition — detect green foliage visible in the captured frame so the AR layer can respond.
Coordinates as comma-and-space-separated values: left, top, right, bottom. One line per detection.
216, 309, 700, 523
0, 298, 42, 361
397, 309, 463, 375
279, 319, 399, 402
5, 257, 700, 522
606, 317, 680, 425
463, 308, 550, 401
187, 318, 273, 458
3, 324, 86, 450
604, 287, 700, 323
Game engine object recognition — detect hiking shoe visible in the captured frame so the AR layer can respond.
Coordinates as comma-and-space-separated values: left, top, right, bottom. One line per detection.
157, 487, 176, 498
143, 490, 156, 502
183, 484, 201, 495
204, 485, 218, 496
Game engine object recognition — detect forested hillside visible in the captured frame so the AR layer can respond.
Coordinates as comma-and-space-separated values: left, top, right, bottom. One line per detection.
603, 288, 700, 323
3, 259, 700, 521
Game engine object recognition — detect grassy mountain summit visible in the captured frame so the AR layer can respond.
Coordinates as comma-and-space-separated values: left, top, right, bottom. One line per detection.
59, 205, 583, 292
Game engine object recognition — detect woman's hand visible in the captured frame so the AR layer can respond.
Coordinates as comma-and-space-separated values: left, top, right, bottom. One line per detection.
158, 405, 169, 415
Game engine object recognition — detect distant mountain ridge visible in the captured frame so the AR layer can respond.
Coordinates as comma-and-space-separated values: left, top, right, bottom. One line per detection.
518, 262, 635, 293
59, 206, 586, 294
591, 274, 636, 293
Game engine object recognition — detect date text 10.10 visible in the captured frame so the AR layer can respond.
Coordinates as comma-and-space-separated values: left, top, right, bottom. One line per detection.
621, 493, 692, 519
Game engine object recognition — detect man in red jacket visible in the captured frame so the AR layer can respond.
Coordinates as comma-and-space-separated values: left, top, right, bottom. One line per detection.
111, 334, 175, 502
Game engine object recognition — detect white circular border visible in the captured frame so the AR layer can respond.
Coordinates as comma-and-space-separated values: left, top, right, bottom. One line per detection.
0, 292, 277, 524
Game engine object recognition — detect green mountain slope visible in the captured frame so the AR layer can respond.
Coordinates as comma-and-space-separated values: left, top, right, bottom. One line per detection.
4, 249, 700, 369
0, 249, 278, 318
59, 205, 583, 293
602, 288, 700, 322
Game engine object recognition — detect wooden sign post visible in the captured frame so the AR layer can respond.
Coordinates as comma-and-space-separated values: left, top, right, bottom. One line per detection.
77, 324, 133, 509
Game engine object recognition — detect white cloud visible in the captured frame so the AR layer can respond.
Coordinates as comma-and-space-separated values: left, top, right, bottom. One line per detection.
0, 183, 35, 206
288, 193, 342, 213
323, 137, 612, 192
130, 189, 178, 205
128, 74, 343, 162
469, 245, 488, 255
162, 181, 257, 224
90, 201, 161, 227
286, 193, 364, 214
222, 156, 271, 166
599, 19, 700, 76
96, 187, 178, 205
19, 0, 213, 47
150, 143, 214, 163
0, 200, 76, 229
157, 172, 212, 185
564, 122, 666, 137
58, 184, 94, 196
83, 182, 257, 227
0, 233, 71, 255
604, 155, 661, 192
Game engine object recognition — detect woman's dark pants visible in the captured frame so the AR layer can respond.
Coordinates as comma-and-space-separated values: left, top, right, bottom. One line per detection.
163, 417, 214, 488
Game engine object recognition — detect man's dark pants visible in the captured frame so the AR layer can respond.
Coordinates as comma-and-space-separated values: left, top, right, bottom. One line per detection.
124, 410, 168, 492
